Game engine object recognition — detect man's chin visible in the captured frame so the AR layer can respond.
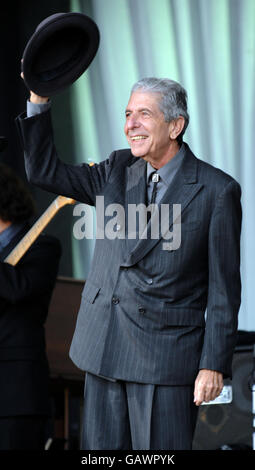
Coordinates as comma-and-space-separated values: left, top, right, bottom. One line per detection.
130, 148, 147, 159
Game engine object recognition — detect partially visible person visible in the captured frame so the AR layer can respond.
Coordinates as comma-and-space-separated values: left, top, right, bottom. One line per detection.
0, 163, 61, 450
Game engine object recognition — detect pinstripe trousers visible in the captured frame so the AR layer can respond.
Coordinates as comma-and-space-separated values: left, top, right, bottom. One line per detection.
81, 372, 198, 450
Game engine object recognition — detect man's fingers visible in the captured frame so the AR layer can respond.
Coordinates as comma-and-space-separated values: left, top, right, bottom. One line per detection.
194, 369, 224, 406
196, 381, 223, 404
193, 379, 206, 405
194, 393, 203, 406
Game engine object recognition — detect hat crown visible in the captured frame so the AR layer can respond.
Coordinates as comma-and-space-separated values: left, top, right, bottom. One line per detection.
22, 12, 100, 96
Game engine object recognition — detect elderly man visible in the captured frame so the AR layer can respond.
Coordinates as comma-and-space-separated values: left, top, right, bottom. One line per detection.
16, 77, 242, 450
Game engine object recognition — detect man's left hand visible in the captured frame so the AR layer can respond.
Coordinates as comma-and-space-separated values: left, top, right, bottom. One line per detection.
194, 369, 224, 406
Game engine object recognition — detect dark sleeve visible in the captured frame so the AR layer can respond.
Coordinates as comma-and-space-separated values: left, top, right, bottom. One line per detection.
199, 179, 242, 378
0, 235, 61, 304
16, 110, 117, 206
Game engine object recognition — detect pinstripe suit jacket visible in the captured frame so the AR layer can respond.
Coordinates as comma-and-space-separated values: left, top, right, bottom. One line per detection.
17, 110, 242, 385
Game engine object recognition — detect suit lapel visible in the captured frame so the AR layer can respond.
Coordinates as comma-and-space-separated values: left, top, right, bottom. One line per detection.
124, 158, 147, 252
122, 147, 204, 266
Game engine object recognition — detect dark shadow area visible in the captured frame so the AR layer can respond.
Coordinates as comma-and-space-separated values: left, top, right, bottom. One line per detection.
0, 0, 77, 277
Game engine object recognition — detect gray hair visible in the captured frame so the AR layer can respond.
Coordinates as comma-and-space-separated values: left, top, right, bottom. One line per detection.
131, 77, 189, 141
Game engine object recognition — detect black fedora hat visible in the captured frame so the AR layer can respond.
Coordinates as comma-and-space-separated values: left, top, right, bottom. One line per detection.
22, 12, 100, 96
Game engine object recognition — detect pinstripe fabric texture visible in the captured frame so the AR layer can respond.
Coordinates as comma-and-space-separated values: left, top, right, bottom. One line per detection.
82, 372, 198, 450
17, 110, 242, 388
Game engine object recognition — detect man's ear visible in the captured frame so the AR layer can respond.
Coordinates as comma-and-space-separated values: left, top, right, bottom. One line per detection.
169, 116, 185, 140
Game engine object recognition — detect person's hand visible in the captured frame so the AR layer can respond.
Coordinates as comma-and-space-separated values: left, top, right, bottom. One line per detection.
28, 91, 49, 104
193, 369, 223, 406
20, 60, 49, 104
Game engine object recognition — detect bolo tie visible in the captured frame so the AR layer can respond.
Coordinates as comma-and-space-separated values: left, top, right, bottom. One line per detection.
147, 172, 160, 223
150, 172, 160, 205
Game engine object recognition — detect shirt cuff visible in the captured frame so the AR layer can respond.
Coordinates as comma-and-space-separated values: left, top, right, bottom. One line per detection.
27, 99, 51, 118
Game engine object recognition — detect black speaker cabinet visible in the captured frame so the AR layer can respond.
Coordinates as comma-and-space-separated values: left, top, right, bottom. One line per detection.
192, 346, 254, 450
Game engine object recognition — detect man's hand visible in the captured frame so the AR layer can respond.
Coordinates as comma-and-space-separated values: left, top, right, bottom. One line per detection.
194, 369, 223, 406
20, 61, 49, 104
29, 91, 49, 104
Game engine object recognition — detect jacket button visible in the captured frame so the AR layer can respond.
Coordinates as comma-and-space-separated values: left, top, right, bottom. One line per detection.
112, 297, 120, 305
138, 306, 146, 314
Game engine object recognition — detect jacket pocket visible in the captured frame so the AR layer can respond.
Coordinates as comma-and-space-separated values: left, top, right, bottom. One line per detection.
81, 280, 101, 304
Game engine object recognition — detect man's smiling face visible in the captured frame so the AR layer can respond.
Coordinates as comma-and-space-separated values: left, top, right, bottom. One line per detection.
124, 91, 172, 165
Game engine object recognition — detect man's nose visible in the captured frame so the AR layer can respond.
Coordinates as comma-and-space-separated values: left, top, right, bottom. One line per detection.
127, 116, 140, 130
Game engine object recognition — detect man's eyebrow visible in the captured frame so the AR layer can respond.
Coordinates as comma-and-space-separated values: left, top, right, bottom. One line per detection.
125, 107, 152, 114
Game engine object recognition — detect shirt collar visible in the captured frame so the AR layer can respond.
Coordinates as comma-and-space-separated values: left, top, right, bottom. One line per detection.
0, 223, 25, 252
147, 143, 186, 184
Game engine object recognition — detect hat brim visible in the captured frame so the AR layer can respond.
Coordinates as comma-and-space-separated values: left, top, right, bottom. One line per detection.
22, 12, 100, 96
